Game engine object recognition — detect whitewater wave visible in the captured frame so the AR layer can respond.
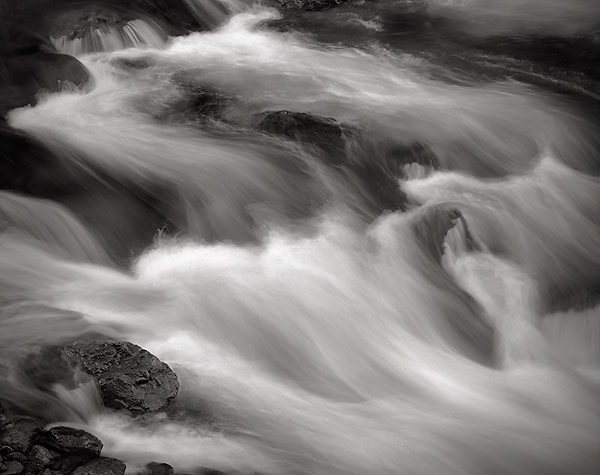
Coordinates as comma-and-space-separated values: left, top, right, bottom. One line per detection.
1, 6, 599, 475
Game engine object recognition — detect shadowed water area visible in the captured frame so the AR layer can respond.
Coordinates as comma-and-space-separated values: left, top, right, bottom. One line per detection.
0, 0, 599, 473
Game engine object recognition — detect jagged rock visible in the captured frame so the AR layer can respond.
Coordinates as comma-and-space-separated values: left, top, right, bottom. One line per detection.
3, 460, 24, 474
36, 427, 102, 457
71, 456, 126, 475
22, 339, 179, 414
0, 417, 42, 453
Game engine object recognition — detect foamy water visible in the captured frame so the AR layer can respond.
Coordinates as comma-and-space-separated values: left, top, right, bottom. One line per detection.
1, 5, 599, 475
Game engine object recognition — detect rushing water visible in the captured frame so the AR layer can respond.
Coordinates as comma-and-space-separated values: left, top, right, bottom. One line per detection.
1, 1, 600, 474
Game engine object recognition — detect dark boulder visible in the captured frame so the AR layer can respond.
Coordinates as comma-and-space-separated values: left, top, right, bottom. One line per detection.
158, 80, 232, 125
36, 427, 102, 457
71, 456, 126, 475
0, 40, 90, 114
64, 340, 179, 413
22, 339, 179, 414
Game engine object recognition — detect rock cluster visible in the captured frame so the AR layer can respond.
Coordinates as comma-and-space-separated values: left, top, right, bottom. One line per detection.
0, 339, 181, 474
0, 414, 127, 475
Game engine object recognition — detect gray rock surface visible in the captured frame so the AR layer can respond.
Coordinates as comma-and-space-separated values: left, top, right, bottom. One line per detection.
36, 426, 102, 457
71, 456, 126, 475
23, 338, 179, 413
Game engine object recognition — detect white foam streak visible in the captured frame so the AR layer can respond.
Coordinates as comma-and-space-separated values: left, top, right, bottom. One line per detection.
0, 210, 598, 473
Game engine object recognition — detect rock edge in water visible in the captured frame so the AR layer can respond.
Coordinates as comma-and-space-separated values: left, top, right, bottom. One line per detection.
23, 338, 180, 414
1, 338, 184, 474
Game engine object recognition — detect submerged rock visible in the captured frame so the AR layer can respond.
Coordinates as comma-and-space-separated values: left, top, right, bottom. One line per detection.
23, 339, 179, 414
256, 110, 347, 163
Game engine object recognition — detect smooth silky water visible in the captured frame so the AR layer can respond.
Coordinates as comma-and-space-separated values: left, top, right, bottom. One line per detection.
1, 1, 599, 474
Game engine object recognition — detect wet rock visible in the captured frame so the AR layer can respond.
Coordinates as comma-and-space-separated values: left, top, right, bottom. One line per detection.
0, 46, 89, 114
3, 460, 24, 474
256, 110, 347, 163
0, 417, 42, 453
36, 427, 102, 457
140, 462, 175, 475
65, 339, 179, 413
23, 339, 179, 414
5, 452, 27, 464
277, 0, 350, 11
50, 453, 99, 474
160, 78, 231, 124
412, 205, 464, 263
26, 444, 60, 470
71, 456, 126, 475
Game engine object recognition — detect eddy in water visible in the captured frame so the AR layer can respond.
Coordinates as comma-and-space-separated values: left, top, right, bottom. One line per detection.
0, 0, 599, 474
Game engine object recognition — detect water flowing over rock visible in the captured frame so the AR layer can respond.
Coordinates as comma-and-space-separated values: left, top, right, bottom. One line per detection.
22, 339, 179, 414
0, 1, 599, 474
256, 110, 347, 163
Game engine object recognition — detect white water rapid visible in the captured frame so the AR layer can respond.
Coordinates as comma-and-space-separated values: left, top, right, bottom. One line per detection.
1, 5, 599, 475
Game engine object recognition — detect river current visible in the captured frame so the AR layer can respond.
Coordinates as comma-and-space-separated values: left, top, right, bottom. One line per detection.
1, 1, 599, 474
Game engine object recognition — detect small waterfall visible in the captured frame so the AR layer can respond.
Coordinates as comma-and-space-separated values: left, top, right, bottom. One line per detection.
51, 19, 167, 56
181, 0, 248, 27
